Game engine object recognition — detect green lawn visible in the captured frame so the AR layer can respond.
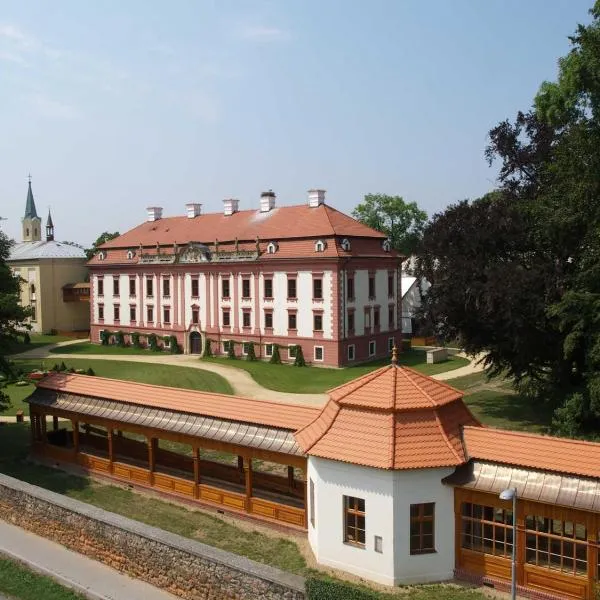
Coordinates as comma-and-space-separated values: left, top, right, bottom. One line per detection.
0, 424, 486, 599
0, 555, 85, 600
202, 350, 470, 394
1, 358, 233, 415
50, 341, 157, 356
6, 333, 73, 355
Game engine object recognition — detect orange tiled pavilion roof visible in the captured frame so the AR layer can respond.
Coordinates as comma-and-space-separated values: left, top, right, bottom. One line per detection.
294, 362, 481, 470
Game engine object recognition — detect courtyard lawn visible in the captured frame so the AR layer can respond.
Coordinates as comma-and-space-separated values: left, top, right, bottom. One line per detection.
202, 350, 470, 394
0, 555, 85, 600
0, 424, 487, 600
6, 333, 73, 355
1, 358, 233, 415
50, 341, 159, 356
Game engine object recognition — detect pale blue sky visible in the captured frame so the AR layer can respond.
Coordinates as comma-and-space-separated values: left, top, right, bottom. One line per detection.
0, 0, 593, 246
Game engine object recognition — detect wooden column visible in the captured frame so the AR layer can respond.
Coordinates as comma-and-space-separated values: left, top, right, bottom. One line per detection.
71, 420, 79, 454
147, 437, 156, 483
287, 465, 295, 491
40, 412, 47, 443
237, 455, 244, 472
107, 429, 114, 471
52, 416, 59, 431
516, 502, 525, 587
244, 457, 253, 510
193, 447, 200, 499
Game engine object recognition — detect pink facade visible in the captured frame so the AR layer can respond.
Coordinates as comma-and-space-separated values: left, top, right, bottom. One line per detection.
89, 193, 403, 366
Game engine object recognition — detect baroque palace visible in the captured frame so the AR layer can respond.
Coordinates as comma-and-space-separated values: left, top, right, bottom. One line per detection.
88, 189, 402, 366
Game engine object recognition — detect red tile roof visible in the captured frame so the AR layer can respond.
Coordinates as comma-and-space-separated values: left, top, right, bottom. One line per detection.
37, 373, 320, 431
295, 365, 480, 469
463, 426, 600, 480
99, 204, 385, 250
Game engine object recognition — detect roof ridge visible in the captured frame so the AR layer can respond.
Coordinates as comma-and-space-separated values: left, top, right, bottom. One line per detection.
434, 403, 462, 462
39, 373, 321, 415
464, 424, 600, 448
396, 367, 437, 407
294, 399, 341, 454
401, 365, 463, 399
326, 364, 391, 397
390, 367, 398, 466
321, 204, 338, 236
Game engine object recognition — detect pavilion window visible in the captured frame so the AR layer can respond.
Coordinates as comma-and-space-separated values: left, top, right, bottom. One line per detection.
222, 278, 230, 298
410, 503, 436, 555
525, 514, 587, 576
460, 502, 513, 558
344, 496, 366, 546
264, 278, 273, 299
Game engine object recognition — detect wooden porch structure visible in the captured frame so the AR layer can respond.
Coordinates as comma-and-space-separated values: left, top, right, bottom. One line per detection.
28, 374, 320, 530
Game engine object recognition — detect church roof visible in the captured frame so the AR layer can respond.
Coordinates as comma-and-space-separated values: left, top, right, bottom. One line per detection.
8, 240, 86, 260
294, 362, 480, 470
24, 181, 39, 220
46, 209, 54, 227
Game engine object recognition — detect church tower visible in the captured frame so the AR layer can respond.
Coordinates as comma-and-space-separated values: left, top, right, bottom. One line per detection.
22, 177, 42, 242
46, 208, 54, 241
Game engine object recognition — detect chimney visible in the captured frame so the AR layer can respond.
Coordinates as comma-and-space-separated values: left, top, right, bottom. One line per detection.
146, 206, 163, 222
308, 189, 326, 208
259, 190, 276, 213
223, 198, 240, 216
185, 203, 202, 219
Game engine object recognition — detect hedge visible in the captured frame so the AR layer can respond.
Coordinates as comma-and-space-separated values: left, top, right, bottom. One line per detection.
305, 577, 397, 600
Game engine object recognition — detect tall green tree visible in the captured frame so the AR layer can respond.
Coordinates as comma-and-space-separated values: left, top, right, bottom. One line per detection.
86, 231, 120, 260
417, 2, 600, 437
352, 194, 427, 256
0, 230, 32, 412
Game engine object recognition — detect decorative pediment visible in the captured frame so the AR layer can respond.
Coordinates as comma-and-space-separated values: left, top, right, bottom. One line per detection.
178, 243, 211, 264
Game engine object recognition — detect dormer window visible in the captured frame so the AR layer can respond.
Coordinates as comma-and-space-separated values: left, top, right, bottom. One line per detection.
266, 242, 278, 254
383, 239, 391, 252
315, 240, 326, 252
98, 251, 106, 261
127, 249, 135, 260
341, 238, 351, 252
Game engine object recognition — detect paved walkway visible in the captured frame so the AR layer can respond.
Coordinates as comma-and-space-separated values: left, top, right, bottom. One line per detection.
431, 352, 487, 381
0, 520, 177, 600
9, 341, 486, 410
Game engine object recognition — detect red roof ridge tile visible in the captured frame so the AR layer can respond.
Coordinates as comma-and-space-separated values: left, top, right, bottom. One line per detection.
433, 404, 463, 464
326, 364, 391, 399
399, 366, 463, 403
397, 367, 438, 408
294, 399, 341, 454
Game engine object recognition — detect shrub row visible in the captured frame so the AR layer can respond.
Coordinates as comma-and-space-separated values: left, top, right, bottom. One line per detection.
305, 577, 397, 600
206, 339, 306, 366
100, 330, 181, 354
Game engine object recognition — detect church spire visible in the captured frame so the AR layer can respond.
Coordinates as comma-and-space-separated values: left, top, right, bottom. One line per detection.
22, 176, 42, 242
46, 208, 54, 241
24, 175, 39, 219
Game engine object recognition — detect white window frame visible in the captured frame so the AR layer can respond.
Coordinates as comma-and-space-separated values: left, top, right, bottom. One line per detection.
314, 239, 326, 252
265, 343, 274, 357
164, 337, 171, 348
347, 344, 355, 361
369, 340, 376, 357
98, 329, 104, 342
288, 345, 297, 360
241, 341, 249, 355
267, 241, 278, 254
314, 346, 324, 362
222, 340, 231, 353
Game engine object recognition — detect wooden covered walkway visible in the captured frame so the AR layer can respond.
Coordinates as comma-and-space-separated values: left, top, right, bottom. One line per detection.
27, 373, 321, 530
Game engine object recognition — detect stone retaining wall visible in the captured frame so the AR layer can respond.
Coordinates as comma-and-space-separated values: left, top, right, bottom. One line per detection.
0, 473, 306, 600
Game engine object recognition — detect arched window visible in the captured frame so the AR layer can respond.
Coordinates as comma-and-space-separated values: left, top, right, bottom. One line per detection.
315, 240, 326, 252
25, 228, 29, 237
98, 251, 106, 261
382, 239, 391, 252
341, 238, 351, 252
267, 242, 278, 254
29, 283, 36, 295
127, 249, 135, 260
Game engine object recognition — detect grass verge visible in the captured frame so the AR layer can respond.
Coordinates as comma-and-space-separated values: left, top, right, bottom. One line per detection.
2, 358, 233, 415
202, 350, 469, 394
6, 334, 73, 356
0, 555, 85, 600
50, 342, 159, 356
